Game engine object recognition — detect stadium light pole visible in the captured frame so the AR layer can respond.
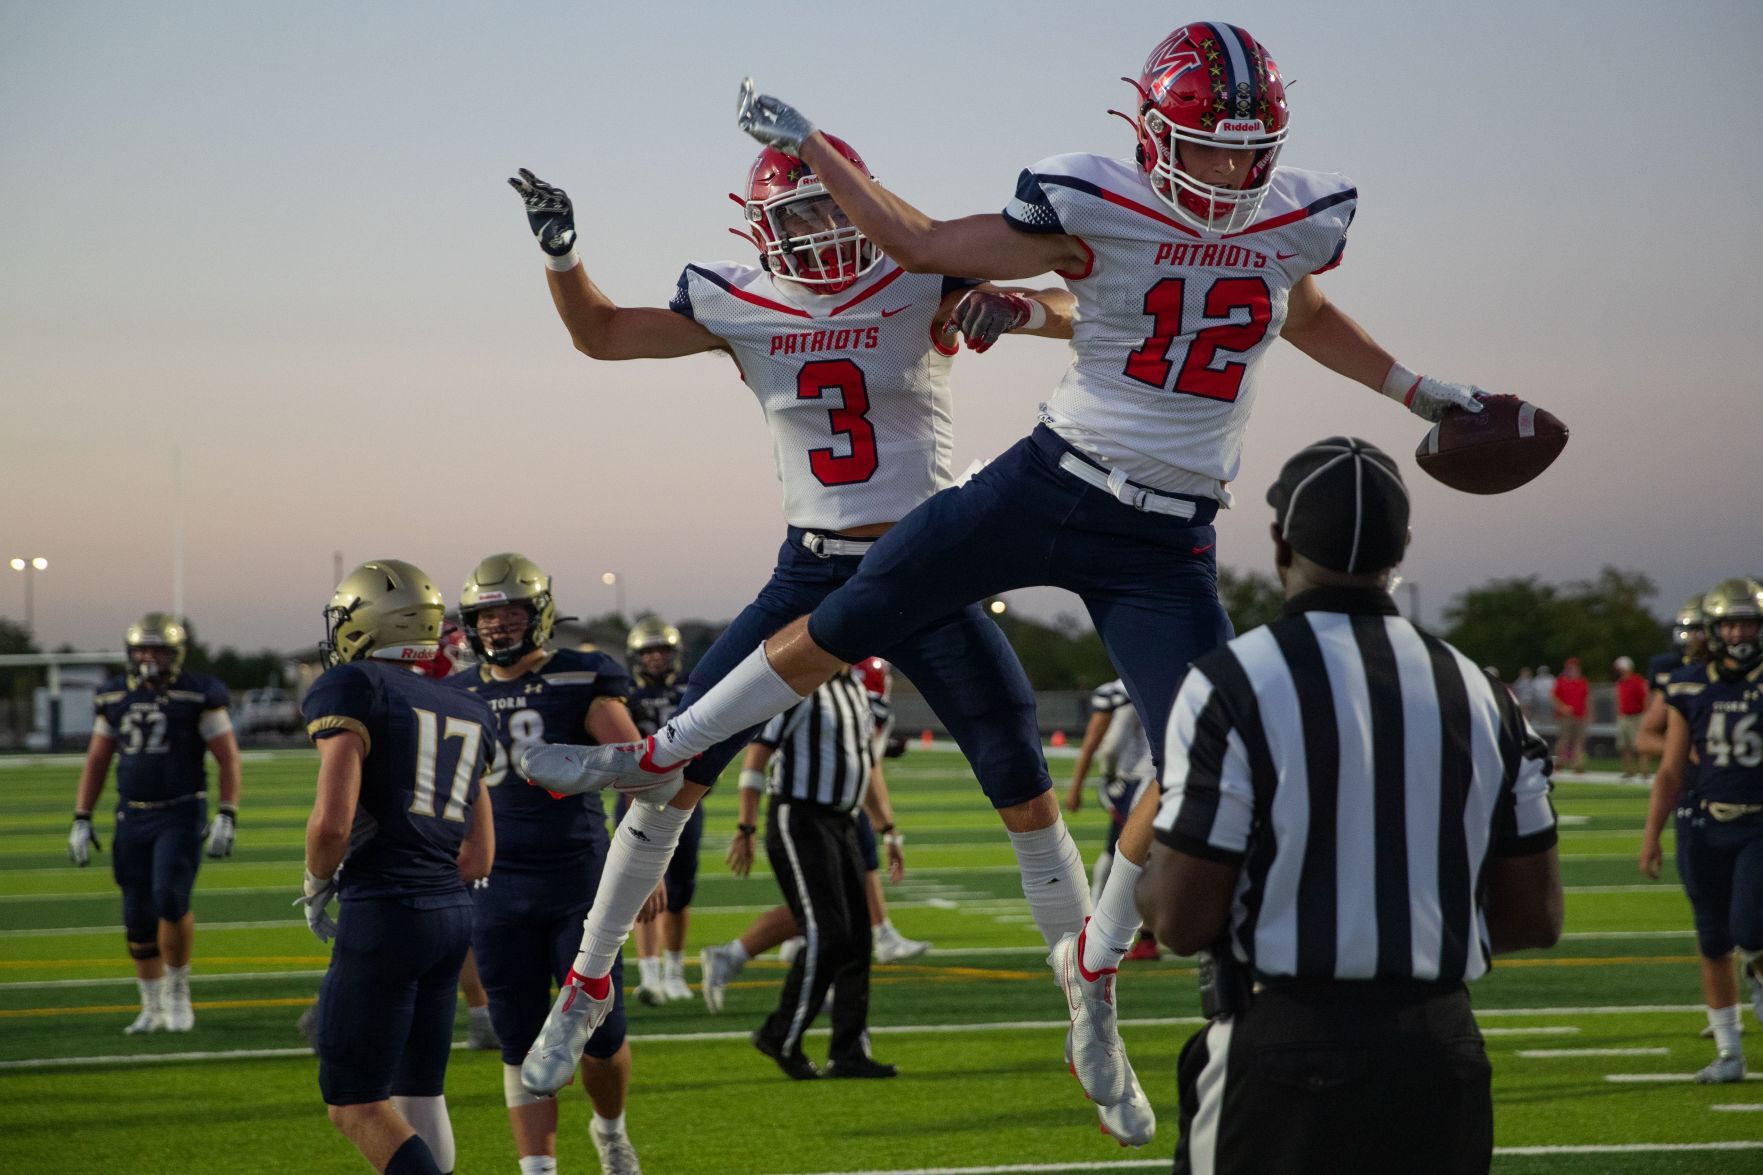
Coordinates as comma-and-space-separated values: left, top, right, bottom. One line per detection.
8, 556, 47, 636
602, 571, 625, 620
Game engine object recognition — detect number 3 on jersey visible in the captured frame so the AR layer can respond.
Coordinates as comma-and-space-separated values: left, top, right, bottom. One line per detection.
1123, 276, 1272, 401
798, 359, 878, 485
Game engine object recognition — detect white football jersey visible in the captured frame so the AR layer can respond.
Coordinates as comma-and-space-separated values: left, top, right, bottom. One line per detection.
670, 260, 972, 532
1005, 154, 1356, 503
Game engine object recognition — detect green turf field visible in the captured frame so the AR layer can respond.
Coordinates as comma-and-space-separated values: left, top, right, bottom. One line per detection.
2, 749, 1758, 1173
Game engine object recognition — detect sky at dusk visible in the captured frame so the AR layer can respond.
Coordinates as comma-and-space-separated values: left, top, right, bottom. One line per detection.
4, 0, 1760, 657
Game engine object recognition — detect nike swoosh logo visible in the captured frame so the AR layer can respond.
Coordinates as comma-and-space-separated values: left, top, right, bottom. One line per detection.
1276, 250, 1299, 260
1191, 542, 1216, 555
879, 305, 911, 317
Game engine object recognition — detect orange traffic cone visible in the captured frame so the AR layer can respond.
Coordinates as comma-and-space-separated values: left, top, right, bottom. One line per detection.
1050, 729, 1067, 747
920, 729, 934, 746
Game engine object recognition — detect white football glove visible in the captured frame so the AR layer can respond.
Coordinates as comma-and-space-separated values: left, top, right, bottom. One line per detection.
68, 813, 99, 867
205, 805, 236, 859
294, 868, 341, 944
1382, 363, 1486, 423
736, 77, 816, 156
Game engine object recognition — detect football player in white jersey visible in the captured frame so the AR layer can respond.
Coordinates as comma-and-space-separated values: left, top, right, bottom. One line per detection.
521, 20, 1508, 1136
506, 143, 1139, 1130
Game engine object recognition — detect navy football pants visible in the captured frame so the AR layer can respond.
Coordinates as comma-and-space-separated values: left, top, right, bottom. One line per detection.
1680, 808, 1763, 959
112, 801, 205, 941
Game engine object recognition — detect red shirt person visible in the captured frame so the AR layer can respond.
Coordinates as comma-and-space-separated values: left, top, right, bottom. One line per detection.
1553, 658, 1590, 771
1613, 656, 1648, 777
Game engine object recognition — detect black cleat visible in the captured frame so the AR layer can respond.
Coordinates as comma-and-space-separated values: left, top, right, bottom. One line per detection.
825, 1055, 898, 1079
752, 1031, 819, 1080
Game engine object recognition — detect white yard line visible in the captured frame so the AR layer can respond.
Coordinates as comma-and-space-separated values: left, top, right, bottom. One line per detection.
0, 970, 326, 991
1606, 1073, 1762, 1083
1517, 1047, 1668, 1057
1712, 1104, 1763, 1112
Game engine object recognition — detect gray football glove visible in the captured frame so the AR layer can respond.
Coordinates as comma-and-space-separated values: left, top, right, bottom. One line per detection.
205, 804, 236, 858
68, 813, 100, 866
950, 290, 1034, 354
507, 168, 577, 258
736, 77, 816, 156
294, 868, 341, 944
1383, 365, 1486, 423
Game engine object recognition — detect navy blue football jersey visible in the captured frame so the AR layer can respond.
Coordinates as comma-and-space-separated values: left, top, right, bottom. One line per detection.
447, 649, 629, 875
627, 669, 689, 739
92, 672, 229, 802
1647, 650, 1685, 696
1666, 661, 1763, 805
303, 661, 496, 900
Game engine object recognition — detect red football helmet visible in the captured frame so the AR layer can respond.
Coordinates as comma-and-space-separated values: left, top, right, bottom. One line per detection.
856, 655, 892, 699
418, 619, 475, 679
1127, 22, 1289, 233
732, 136, 880, 294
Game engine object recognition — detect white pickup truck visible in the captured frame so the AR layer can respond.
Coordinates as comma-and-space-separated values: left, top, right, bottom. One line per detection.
239, 687, 301, 735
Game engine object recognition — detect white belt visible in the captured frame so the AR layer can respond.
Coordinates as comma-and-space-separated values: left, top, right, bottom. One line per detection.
1057, 453, 1198, 519
801, 531, 877, 558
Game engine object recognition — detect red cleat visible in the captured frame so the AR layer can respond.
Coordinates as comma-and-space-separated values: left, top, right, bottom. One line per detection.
1124, 937, 1160, 962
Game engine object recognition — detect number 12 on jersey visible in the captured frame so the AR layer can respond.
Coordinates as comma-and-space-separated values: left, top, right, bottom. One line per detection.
410, 708, 482, 823
1123, 276, 1271, 401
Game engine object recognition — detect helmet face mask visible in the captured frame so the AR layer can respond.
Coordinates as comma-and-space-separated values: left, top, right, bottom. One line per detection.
321, 560, 445, 669
738, 137, 880, 294
1131, 22, 1289, 233
458, 553, 555, 669
125, 612, 188, 689
1703, 578, 1763, 671
626, 617, 682, 678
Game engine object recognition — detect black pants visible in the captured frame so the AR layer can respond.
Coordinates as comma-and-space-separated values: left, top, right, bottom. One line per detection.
1174, 981, 1493, 1175
758, 800, 872, 1062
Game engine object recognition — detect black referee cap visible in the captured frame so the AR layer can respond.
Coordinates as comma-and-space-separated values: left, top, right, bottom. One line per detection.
1266, 437, 1409, 575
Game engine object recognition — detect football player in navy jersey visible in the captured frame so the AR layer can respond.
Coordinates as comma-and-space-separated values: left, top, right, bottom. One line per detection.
526, 22, 1506, 1137
298, 560, 496, 1175
1640, 596, 1711, 762
622, 617, 699, 1005
451, 555, 646, 1175
1641, 578, 1763, 1083
71, 612, 241, 1035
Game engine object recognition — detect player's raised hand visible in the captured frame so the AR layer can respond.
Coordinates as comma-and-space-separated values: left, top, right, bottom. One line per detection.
68, 813, 100, 866
736, 77, 815, 156
950, 290, 1035, 354
1382, 365, 1487, 423
508, 168, 578, 260
204, 804, 236, 859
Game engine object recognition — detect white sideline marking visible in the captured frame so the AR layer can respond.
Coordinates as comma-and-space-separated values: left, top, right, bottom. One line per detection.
1483, 1027, 1579, 1037
7, 919, 304, 937
0, 970, 326, 991
770, 1142, 1763, 1173
1712, 1104, 1763, 1112
1606, 1073, 1762, 1083
1518, 1047, 1668, 1057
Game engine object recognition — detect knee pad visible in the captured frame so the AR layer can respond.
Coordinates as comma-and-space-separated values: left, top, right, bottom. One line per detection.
127, 941, 161, 961
1695, 914, 1736, 961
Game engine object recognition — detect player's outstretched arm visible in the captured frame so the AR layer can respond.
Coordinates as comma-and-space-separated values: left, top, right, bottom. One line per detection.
1282, 276, 1484, 423
509, 168, 726, 361
736, 80, 1084, 280
937, 286, 1076, 354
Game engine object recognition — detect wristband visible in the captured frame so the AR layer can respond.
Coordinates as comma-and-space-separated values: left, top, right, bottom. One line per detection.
74, 810, 92, 821
218, 803, 238, 819
884, 833, 904, 848
543, 246, 581, 273
736, 823, 757, 836
876, 822, 895, 835
1380, 361, 1423, 408
1018, 296, 1048, 332
739, 768, 767, 792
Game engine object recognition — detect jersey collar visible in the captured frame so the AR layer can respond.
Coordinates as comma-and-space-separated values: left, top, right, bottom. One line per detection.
1281, 586, 1401, 618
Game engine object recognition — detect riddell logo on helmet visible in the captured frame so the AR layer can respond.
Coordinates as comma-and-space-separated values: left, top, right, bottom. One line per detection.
1214, 119, 1266, 135
396, 647, 434, 661
476, 591, 508, 602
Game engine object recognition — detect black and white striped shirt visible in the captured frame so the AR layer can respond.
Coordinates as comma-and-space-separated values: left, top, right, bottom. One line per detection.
1153, 587, 1557, 984
757, 670, 877, 814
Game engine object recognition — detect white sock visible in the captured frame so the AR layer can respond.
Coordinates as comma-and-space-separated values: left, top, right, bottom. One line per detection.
726, 940, 751, 966
1091, 847, 1115, 903
391, 1094, 454, 1174
593, 1111, 627, 1136
138, 977, 164, 1011
165, 963, 190, 994
654, 645, 806, 762
572, 804, 695, 978
1711, 1004, 1743, 1055
875, 918, 897, 940
637, 957, 661, 988
1084, 855, 1144, 973
518, 1155, 558, 1175
1006, 822, 1092, 948
468, 1003, 491, 1026
664, 949, 685, 978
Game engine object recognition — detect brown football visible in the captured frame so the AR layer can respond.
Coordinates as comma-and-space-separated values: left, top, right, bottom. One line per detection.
1414, 394, 1569, 494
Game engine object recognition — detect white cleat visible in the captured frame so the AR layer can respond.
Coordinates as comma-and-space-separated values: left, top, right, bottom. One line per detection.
634, 980, 668, 1008
519, 739, 685, 803
124, 1007, 164, 1035
590, 1121, 644, 1175
778, 936, 806, 965
700, 945, 743, 1014
163, 987, 194, 1033
874, 928, 931, 964
1050, 928, 1128, 1106
1695, 1051, 1746, 1084
1096, 1059, 1157, 1147
662, 973, 692, 1003
521, 970, 615, 1097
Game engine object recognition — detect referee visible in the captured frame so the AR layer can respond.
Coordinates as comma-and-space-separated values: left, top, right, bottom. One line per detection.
1138, 437, 1563, 1175
729, 667, 903, 1080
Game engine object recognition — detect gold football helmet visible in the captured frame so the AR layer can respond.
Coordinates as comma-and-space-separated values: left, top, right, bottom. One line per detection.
1674, 594, 1708, 657
321, 559, 445, 668
626, 615, 682, 677
459, 553, 555, 667
126, 612, 188, 688
1703, 577, 1763, 670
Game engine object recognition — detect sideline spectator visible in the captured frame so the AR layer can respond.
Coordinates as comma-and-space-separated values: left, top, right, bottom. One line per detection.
1553, 659, 1590, 773
1531, 665, 1556, 725
1512, 667, 1536, 716
1613, 657, 1649, 779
